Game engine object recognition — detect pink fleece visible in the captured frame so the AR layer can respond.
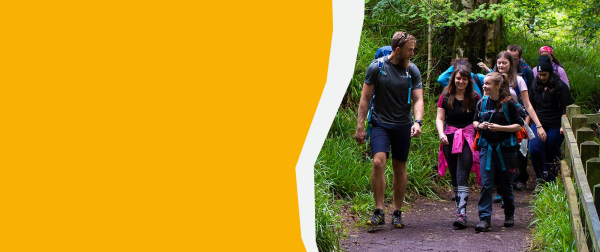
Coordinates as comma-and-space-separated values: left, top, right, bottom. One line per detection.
438, 124, 481, 185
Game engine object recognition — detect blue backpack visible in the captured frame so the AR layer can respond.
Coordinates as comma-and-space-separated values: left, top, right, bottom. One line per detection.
477, 96, 518, 171
366, 46, 412, 140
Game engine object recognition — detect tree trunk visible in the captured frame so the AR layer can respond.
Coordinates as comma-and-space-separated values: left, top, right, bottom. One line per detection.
484, 0, 503, 68
426, 0, 433, 88
450, 0, 503, 73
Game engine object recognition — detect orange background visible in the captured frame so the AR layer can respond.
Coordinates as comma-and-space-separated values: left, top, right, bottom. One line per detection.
2, 1, 332, 251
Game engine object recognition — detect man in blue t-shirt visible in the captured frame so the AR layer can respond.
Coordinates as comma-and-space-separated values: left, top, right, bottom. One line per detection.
355, 31, 423, 229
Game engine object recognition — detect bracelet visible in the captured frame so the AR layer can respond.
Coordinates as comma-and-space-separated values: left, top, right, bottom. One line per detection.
536, 125, 543, 128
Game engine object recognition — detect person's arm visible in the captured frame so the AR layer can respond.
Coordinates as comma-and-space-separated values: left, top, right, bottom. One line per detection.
355, 83, 374, 145
437, 66, 454, 87
477, 62, 492, 73
557, 66, 570, 88
411, 88, 424, 137
436, 107, 448, 145
520, 90, 547, 141
489, 102, 524, 132
473, 99, 486, 130
488, 123, 522, 132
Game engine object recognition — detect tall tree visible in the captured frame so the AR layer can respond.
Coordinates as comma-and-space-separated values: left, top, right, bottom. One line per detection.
451, 0, 503, 71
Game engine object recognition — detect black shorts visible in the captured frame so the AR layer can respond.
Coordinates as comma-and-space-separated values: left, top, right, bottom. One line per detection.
370, 121, 412, 161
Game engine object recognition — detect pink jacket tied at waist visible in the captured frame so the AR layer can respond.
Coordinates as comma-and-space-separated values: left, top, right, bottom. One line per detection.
438, 124, 481, 185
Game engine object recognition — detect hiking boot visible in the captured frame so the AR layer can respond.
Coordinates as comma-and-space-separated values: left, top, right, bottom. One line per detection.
367, 209, 385, 226
392, 210, 404, 229
494, 194, 502, 203
504, 216, 514, 227
475, 220, 491, 232
453, 214, 467, 229
516, 182, 526, 191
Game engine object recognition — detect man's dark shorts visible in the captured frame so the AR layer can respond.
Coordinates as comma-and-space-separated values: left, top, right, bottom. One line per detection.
370, 121, 412, 161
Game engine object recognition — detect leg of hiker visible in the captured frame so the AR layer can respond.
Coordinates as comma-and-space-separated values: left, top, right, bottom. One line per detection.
389, 124, 411, 229
442, 134, 459, 206
366, 122, 391, 226
515, 151, 529, 190
543, 127, 562, 182
499, 151, 517, 227
477, 146, 494, 231
454, 140, 472, 228
371, 152, 387, 210
529, 126, 546, 191
391, 159, 407, 228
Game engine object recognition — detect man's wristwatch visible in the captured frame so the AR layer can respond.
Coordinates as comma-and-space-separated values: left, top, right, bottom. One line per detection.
415, 120, 422, 126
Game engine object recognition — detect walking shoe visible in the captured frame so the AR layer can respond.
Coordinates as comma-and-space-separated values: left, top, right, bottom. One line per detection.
366, 209, 385, 226
453, 214, 467, 229
475, 220, 491, 232
516, 182, 526, 191
504, 216, 514, 227
494, 194, 502, 203
392, 210, 404, 229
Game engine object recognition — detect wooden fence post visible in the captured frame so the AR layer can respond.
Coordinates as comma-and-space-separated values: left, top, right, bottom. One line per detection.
577, 127, 595, 149
567, 105, 581, 124
582, 142, 600, 166
588, 158, 600, 198
595, 185, 600, 215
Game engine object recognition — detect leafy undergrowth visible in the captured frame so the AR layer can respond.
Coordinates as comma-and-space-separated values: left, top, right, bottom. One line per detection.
529, 180, 575, 251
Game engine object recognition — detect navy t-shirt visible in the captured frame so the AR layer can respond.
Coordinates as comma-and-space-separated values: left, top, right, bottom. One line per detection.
364, 57, 422, 125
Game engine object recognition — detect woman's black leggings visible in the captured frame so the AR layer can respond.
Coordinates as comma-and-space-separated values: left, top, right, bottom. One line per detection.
443, 134, 473, 190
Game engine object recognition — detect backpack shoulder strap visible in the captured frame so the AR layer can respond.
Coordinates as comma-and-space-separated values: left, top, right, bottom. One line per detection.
502, 100, 511, 125
473, 74, 483, 95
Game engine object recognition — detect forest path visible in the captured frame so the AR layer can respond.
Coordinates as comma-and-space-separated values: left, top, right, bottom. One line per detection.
340, 187, 536, 252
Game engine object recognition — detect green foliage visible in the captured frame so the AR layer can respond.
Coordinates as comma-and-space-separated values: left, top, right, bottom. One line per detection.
315, 182, 342, 251
505, 32, 600, 113
530, 180, 575, 251
504, 0, 600, 44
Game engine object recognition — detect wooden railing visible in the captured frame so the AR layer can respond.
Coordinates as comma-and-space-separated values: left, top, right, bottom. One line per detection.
561, 104, 600, 252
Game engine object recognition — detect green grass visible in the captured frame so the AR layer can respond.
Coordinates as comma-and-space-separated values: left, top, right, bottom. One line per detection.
530, 180, 575, 251
315, 181, 342, 252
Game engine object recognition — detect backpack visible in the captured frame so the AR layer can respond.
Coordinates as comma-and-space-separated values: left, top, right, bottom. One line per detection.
475, 96, 525, 171
521, 61, 530, 86
375, 46, 392, 59
366, 46, 412, 140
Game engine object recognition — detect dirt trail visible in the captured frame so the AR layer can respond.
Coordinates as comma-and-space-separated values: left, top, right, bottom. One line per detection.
341, 188, 536, 252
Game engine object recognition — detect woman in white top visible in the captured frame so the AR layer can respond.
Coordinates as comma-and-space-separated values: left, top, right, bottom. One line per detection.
481, 51, 547, 141
494, 51, 546, 141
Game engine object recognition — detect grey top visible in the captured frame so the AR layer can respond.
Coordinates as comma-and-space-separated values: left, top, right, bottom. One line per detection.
364, 57, 422, 125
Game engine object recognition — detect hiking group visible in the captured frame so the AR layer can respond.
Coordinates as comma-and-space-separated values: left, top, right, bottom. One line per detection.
354, 30, 572, 232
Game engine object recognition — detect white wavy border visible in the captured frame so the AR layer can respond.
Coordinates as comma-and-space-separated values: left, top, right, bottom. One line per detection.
295, 1, 364, 251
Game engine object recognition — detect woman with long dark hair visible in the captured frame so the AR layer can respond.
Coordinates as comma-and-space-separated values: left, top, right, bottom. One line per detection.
473, 72, 523, 232
436, 65, 481, 229
529, 55, 572, 184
